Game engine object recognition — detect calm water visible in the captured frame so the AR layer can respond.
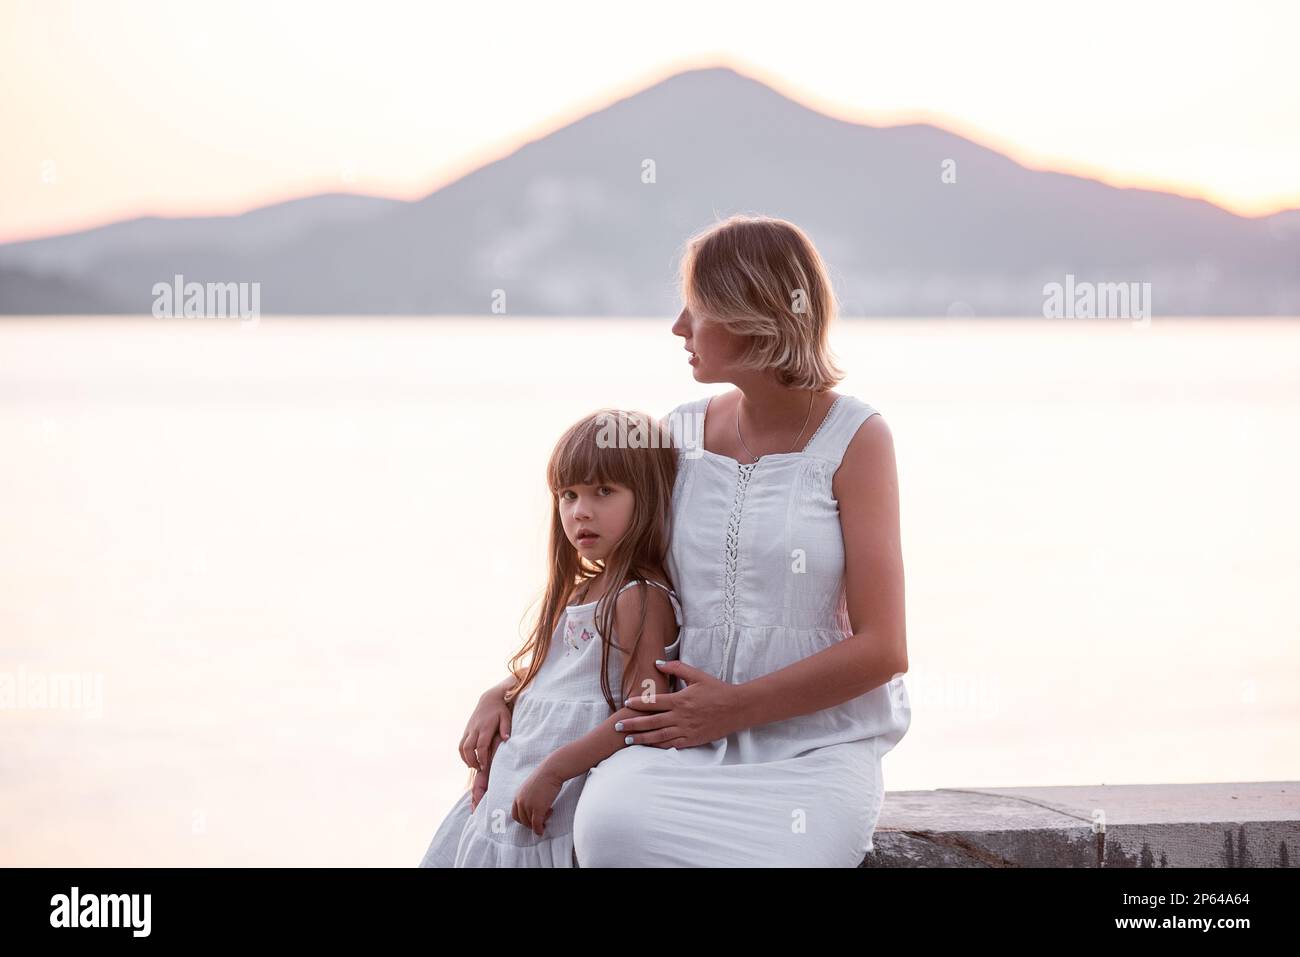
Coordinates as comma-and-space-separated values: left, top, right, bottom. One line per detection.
1, 316, 1297, 865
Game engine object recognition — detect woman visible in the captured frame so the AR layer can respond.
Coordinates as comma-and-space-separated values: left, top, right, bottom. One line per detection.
568, 214, 912, 866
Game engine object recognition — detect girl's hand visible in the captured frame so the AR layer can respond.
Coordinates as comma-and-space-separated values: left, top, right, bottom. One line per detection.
618, 661, 749, 748
459, 685, 513, 773
512, 765, 565, 837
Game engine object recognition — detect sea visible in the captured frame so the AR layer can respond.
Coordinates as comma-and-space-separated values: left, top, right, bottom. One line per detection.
1, 315, 1296, 864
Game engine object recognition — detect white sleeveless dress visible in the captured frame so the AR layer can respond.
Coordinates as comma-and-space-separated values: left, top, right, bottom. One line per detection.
570, 393, 912, 867
418, 579, 682, 867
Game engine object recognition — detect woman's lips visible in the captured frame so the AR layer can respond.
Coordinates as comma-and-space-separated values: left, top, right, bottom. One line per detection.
576, 533, 600, 546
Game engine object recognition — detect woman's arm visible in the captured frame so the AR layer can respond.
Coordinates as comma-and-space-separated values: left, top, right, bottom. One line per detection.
538, 583, 679, 782
488, 672, 520, 703
733, 413, 908, 730
460, 669, 524, 773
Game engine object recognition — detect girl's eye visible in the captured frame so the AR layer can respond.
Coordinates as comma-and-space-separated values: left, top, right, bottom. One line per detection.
558, 486, 614, 499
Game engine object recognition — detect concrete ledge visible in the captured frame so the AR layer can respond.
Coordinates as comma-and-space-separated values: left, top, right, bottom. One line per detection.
861, 781, 1299, 867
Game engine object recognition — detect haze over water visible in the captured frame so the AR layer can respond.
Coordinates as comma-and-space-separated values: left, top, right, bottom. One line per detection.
1, 316, 1296, 865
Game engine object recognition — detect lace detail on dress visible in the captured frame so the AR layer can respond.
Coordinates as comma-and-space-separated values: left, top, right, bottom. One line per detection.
720, 460, 758, 680
800, 395, 845, 455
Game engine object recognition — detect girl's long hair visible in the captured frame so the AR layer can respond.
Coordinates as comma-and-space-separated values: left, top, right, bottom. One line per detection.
504, 408, 679, 714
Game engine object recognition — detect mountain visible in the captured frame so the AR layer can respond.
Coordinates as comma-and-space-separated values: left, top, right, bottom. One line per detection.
0, 193, 400, 275
0, 266, 132, 314
1, 66, 1297, 316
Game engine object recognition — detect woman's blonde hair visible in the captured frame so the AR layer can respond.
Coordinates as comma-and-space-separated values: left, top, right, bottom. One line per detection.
505, 409, 679, 715
678, 214, 846, 391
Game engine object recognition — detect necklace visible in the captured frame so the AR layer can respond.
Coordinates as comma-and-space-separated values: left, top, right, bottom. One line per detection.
734, 391, 816, 463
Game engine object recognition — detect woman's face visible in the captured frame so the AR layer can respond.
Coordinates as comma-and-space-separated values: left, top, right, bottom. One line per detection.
672, 303, 746, 383
557, 481, 634, 563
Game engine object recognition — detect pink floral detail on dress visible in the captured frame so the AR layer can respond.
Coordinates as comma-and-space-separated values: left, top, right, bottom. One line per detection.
563, 616, 596, 656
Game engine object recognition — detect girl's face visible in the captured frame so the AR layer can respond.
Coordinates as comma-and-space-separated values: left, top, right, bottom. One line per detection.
671, 302, 747, 384
557, 481, 635, 562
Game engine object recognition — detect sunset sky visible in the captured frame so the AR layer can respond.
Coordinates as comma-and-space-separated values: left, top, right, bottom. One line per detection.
3, 0, 1298, 244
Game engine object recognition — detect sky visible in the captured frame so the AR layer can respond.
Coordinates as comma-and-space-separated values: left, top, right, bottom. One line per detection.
2, 0, 1298, 244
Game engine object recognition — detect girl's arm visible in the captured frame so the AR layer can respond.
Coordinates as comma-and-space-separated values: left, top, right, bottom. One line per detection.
538, 583, 679, 783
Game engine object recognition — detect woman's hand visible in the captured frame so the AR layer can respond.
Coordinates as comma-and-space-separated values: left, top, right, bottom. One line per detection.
512, 764, 565, 836
617, 661, 750, 748
459, 684, 513, 774
469, 765, 490, 813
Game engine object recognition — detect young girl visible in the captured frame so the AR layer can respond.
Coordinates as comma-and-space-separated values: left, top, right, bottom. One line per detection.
418, 408, 683, 867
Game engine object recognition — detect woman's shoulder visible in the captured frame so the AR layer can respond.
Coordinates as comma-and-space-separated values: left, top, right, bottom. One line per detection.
827, 391, 878, 420
800, 393, 884, 470
827, 400, 896, 499
835, 395, 885, 446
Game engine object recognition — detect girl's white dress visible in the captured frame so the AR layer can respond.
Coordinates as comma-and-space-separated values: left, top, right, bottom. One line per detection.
570, 393, 912, 867
418, 579, 682, 867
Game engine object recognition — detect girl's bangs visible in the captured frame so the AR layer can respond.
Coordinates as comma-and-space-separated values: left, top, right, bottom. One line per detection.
549, 422, 636, 493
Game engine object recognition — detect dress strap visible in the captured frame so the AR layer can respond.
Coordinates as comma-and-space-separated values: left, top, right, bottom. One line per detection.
801, 395, 880, 468
614, 578, 683, 627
